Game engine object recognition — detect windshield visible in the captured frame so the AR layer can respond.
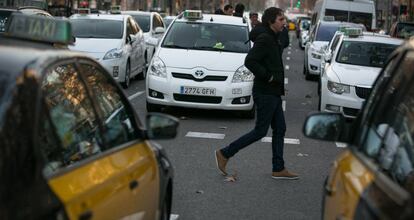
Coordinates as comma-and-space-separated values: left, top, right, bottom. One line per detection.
396, 23, 414, 39
315, 24, 340, 41
71, 19, 124, 39
336, 41, 398, 68
0, 11, 14, 33
131, 14, 150, 32
162, 22, 250, 53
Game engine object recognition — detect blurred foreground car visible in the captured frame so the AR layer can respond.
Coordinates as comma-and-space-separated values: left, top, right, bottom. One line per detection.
0, 7, 51, 34
319, 28, 403, 118
303, 37, 414, 220
0, 14, 178, 220
389, 21, 414, 39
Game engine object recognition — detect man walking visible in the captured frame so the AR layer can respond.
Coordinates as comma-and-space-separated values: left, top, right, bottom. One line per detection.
215, 7, 298, 180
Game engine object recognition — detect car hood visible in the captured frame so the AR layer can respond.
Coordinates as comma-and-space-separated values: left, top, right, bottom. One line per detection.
331, 63, 381, 87
158, 48, 247, 71
311, 41, 329, 51
69, 38, 122, 53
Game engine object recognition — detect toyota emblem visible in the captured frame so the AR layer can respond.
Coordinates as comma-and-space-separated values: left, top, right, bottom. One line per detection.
194, 70, 204, 78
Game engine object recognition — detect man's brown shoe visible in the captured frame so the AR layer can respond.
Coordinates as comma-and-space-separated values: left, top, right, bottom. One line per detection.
215, 150, 228, 176
272, 169, 299, 180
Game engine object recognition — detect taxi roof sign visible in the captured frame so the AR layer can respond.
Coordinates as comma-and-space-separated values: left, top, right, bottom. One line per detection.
323, 16, 335, 21
183, 10, 202, 20
340, 27, 363, 37
110, 5, 121, 14
5, 14, 73, 45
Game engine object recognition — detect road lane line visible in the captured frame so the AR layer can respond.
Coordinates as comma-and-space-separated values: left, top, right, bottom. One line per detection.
286, 57, 290, 60
282, 100, 286, 111
284, 78, 288, 84
261, 137, 300, 145
285, 65, 290, 70
288, 51, 291, 55
128, 91, 145, 100
336, 142, 347, 148
170, 214, 179, 220
186, 132, 225, 139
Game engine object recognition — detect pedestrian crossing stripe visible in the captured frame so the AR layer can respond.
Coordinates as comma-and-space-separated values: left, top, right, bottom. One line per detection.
261, 137, 300, 145
185, 132, 225, 139
336, 142, 347, 148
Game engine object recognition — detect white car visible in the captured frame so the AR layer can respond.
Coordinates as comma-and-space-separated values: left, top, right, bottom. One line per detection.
304, 21, 364, 80
69, 14, 146, 88
146, 10, 254, 118
122, 11, 166, 66
319, 28, 403, 118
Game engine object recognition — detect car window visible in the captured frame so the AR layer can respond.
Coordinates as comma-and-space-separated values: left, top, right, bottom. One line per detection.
336, 41, 398, 68
80, 62, 140, 148
40, 63, 103, 175
131, 14, 150, 32
329, 34, 341, 51
71, 19, 124, 39
315, 24, 339, 41
325, 9, 348, 23
153, 15, 163, 30
349, 11, 373, 30
359, 52, 413, 160
396, 23, 414, 39
162, 22, 250, 53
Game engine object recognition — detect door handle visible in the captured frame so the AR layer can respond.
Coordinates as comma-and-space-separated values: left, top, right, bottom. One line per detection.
129, 180, 139, 190
79, 210, 93, 220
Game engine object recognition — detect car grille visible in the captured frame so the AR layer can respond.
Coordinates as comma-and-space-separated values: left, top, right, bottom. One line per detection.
173, 94, 222, 104
343, 107, 359, 117
355, 87, 371, 99
172, 72, 227, 82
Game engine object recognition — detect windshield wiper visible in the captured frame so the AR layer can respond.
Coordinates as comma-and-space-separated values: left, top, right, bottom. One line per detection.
193, 46, 234, 52
162, 45, 191, 49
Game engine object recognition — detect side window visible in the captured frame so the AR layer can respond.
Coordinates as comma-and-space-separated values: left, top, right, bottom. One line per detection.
330, 35, 341, 51
359, 52, 413, 160
40, 63, 102, 175
80, 62, 140, 148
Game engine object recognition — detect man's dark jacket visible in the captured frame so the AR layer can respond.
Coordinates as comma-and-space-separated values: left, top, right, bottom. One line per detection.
245, 25, 286, 95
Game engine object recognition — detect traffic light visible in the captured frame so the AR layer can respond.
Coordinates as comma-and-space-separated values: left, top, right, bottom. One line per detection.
296, 0, 301, 8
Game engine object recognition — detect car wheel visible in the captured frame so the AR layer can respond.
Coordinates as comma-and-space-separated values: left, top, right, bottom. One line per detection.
146, 101, 162, 112
122, 61, 131, 89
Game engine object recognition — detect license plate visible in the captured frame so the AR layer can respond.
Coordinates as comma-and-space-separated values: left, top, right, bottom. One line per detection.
180, 86, 216, 96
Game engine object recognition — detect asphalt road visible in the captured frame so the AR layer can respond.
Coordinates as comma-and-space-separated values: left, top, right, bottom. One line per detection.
123, 32, 343, 220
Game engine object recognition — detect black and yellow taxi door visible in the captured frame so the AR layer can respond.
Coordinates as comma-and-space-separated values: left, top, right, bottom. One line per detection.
38, 60, 160, 220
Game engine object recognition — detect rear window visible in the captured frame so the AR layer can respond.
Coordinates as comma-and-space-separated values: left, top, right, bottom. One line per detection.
71, 19, 124, 39
162, 22, 250, 53
131, 14, 150, 32
0, 11, 14, 33
336, 41, 398, 68
315, 24, 339, 41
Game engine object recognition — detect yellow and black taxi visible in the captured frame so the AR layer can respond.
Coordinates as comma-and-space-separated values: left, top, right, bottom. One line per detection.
0, 14, 178, 220
303, 38, 414, 219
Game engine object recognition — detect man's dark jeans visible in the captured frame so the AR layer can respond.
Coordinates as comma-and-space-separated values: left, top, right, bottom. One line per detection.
221, 92, 286, 172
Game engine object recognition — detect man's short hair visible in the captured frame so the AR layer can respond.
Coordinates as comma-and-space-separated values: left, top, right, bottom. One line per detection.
249, 12, 258, 18
235, 3, 245, 13
224, 4, 233, 11
262, 7, 284, 27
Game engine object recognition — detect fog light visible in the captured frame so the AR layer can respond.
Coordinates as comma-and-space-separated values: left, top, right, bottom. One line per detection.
113, 66, 119, 77
232, 96, 251, 104
326, 104, 340, 112
149, 88, 164, 99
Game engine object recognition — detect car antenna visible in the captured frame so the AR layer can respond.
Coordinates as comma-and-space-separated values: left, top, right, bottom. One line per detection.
210, 17, 213, 22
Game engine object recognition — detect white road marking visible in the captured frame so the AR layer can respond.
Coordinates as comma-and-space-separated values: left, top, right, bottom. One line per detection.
261, 137, 300, 145
170, 214, 179, 220
336, 142, 347, 148
128, 91, 145, 100
186, 132, 225, 139
284, 78, 288, 84
285, 65, 290, 70
288, 51, 291, 55
286, 57, 290, 60
282, 100, 286, 111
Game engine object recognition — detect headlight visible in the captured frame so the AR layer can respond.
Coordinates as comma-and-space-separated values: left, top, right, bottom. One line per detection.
327, 81, 350, 94
311, 52, 322, 59
232, 65, 254, 83
148, 56, 167, 78
103, 48, 123, 60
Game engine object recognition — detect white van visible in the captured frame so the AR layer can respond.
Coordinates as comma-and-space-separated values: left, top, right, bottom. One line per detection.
311, 0, 376, 30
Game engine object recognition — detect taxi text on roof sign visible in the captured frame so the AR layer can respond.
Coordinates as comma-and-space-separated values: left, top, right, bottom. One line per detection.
5, 14, 73, 44
340, 27, 363, 37
184, 10, 202, 20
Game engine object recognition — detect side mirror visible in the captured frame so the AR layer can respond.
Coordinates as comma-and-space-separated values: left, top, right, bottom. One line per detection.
145, 113, 179, 139
145, 37, 159, 46
154, 27, 165, 35
303, 112, 345, 142
324, 51, 332, 63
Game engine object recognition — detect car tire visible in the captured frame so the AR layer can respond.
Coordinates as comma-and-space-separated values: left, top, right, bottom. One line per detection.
122, 61, 131, 89
146, 101, 162, 112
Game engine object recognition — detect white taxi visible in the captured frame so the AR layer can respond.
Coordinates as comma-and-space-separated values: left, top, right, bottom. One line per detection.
146, 10, 254, 118
69, 13, 146, 88
319, 28, 403, 118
